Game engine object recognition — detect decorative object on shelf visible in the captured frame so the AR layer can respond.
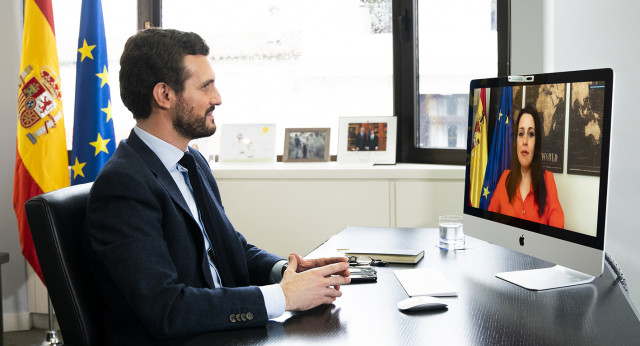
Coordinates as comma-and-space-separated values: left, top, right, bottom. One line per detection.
338, 116, 397, 165
218, 124, 277, 163
282, 128, 331, 162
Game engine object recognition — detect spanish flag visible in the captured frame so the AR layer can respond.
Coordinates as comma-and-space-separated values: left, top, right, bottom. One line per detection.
469, 88, 487, 208
13, 0, 69, 283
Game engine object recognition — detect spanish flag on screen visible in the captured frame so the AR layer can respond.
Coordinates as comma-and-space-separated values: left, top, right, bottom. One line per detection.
469, 88, 487, 208
71, 0, 115, 184
13, 0, 69, 283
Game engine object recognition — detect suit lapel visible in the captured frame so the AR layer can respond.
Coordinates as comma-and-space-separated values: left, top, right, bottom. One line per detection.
125, 130, 193, 216
124, 130, 249, 288
189, 148, 250, 287
124, 130, 217, 288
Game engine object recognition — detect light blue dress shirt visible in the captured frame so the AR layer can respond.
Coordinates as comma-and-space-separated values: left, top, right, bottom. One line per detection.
133, 127, 286, 318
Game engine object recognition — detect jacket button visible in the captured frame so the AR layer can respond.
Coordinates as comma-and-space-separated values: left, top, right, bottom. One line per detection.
235, 313, 242, 322
229, 314, 237, 323
240, 313, 247, 321
247, 312, 254, 321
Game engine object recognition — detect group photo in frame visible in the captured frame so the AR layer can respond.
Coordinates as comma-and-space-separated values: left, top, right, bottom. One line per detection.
282, 128, 331, 162
337, 116, 397, 164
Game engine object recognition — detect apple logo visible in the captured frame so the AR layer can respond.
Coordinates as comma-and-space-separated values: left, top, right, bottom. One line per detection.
519, 234, 525, 246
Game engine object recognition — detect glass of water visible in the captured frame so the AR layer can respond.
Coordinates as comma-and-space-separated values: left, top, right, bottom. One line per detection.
438, 215, 465, 250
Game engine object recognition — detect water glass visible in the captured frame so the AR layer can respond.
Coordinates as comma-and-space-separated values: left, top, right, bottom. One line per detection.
439, 215, 465, 250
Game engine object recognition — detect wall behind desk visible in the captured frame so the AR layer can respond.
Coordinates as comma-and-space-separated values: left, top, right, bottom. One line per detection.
512, 0, 640, 309
213, 166, 465, 258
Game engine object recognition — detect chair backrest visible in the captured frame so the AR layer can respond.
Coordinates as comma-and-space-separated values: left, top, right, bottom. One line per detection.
25, 183, 105, 346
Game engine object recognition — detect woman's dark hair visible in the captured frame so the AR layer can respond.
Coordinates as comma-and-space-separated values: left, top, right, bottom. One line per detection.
119, 28, 210, 119
506, 105, 547, 216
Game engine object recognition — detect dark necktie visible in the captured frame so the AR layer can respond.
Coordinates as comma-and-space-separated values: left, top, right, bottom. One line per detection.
178, 151, 231, 286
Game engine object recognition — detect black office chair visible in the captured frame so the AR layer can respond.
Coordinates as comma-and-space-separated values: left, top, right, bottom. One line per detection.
25, 183, 106, 346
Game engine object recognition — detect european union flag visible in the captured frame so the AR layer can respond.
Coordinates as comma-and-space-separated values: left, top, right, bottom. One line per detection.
479, 86, 513, 210
70, 0, 115, 185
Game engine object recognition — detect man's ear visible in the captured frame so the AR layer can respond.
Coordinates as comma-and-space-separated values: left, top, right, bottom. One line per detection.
152, 83, 173, 110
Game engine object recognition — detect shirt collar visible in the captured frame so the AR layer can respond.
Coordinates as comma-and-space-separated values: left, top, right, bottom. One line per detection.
133, 126, 186, 172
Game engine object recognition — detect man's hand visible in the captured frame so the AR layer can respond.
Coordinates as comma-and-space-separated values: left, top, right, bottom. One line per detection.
280, 253, 351, 311
288, 253, 350, 291
290, 253, 349, 273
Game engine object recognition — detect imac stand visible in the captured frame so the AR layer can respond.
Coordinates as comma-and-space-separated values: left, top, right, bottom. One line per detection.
496, 265, 595, 291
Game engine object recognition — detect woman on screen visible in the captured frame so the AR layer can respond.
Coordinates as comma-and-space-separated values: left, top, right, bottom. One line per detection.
488, 106, 564, 228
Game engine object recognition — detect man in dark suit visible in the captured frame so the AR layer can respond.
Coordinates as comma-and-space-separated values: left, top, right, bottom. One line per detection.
366, 128, 379, 151
84, 28, 350, 345
355, 126, 367, 150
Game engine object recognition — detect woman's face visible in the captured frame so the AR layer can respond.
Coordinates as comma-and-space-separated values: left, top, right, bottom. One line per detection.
517, 113, 536, 170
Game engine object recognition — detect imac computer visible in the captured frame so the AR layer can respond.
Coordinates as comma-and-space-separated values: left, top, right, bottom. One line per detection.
463, 68, 613, 290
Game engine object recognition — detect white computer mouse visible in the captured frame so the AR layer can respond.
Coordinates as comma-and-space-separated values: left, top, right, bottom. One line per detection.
397, 296, 448, 311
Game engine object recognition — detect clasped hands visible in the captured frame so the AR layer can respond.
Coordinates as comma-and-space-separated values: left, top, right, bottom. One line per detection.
280, 253, 351, 311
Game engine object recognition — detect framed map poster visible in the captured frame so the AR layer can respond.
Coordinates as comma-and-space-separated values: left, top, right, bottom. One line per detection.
525, 83, 567, 173
567, 81, 605, 176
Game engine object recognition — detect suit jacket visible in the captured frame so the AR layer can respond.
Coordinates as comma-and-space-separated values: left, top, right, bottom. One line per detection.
355, 132, 367, 150
84, 130, 283, 345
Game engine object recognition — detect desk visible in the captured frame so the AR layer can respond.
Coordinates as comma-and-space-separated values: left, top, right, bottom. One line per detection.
184, 227, 640, 345
0, 252, 8, 346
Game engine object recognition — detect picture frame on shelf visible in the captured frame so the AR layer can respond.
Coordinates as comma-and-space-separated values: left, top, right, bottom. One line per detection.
337, 116, 397, 165
282, 128, 331, 162
218, 124, 276, 163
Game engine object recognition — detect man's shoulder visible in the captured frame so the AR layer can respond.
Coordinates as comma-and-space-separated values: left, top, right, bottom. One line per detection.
101, 140, 141, 171
94, 139, 152, 186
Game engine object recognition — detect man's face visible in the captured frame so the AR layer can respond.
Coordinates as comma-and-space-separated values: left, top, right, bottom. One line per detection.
172, 55, 222, 140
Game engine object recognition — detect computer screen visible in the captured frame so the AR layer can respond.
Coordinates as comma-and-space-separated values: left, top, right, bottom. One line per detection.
463, 68, 613, 290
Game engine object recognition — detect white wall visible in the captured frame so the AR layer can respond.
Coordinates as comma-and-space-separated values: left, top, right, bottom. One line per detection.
1, 0, 32, 332
512, 0, 640, 307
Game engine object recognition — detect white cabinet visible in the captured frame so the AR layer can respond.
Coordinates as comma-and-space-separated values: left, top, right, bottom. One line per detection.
213, 163, 465, 257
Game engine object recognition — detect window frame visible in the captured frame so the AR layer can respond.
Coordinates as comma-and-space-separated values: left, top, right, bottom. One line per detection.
138, 0, 162, 29
132, 0, 510, 165
393, 0, 511, 165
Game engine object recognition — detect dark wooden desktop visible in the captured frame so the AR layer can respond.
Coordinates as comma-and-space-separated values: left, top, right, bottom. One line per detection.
184, 227, 640, 345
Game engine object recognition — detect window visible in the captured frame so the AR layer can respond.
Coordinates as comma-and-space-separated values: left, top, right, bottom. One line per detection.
53, 0, 507, 164
395, 0, 509, 164
162, 0, 394, 160
53, 0, 137, 150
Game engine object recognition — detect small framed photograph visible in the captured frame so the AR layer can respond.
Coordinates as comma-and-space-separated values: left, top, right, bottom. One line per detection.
338, 117, 397, 164
282, 128, 331, 162
218, 124, 277, 163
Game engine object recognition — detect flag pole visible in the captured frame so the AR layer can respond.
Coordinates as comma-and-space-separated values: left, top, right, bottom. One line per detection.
40, 294, 60, 345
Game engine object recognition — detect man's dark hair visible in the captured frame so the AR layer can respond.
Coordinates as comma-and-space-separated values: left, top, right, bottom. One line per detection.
119, 28, 210, 119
